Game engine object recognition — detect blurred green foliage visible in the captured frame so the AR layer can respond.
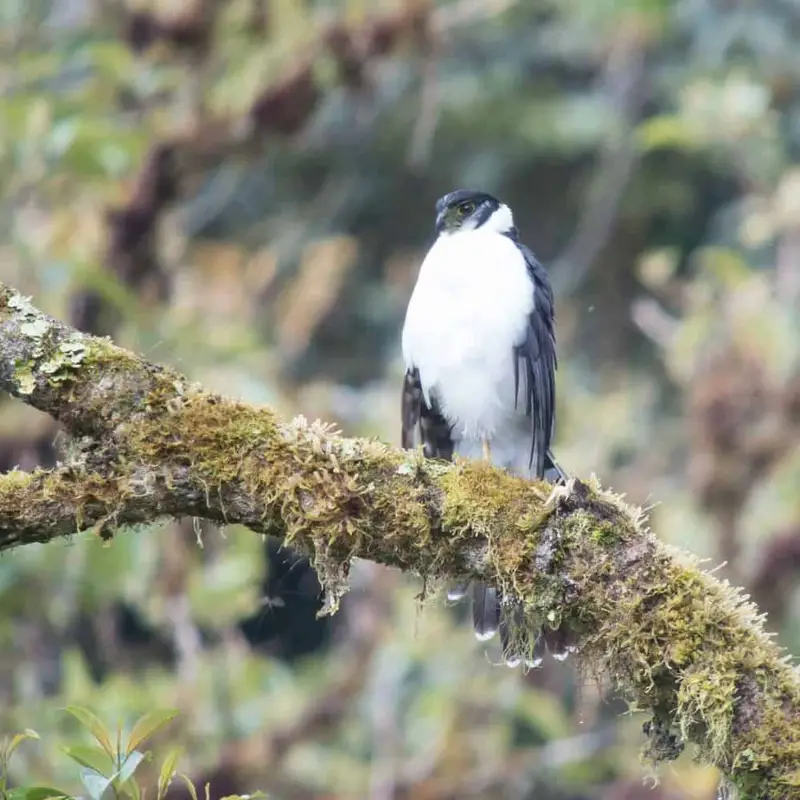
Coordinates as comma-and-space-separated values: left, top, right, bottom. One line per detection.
0, 705, 258, 800
1, 0, 799, 798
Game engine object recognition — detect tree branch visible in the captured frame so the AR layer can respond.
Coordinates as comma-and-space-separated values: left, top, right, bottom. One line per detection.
0, 282, 799, 797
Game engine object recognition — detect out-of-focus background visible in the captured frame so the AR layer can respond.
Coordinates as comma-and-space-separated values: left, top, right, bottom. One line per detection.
1, 0, 800, 797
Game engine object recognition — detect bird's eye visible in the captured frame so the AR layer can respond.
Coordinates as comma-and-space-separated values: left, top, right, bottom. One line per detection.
457, 201, 476, 216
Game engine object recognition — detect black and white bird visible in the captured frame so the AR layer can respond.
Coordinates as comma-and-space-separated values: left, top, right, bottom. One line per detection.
400, 189, 568, 667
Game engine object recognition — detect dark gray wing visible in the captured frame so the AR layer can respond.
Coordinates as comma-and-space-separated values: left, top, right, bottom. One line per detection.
401, 367, 454, 460
514, 244, 558, 480
503, 245, 574, 665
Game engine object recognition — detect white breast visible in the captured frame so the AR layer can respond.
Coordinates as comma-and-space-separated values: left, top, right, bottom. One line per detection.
402, 228, 534, 442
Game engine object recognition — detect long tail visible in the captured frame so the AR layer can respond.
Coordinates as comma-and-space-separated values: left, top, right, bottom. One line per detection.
449, 449, 572, 666
543, 448, 568, 485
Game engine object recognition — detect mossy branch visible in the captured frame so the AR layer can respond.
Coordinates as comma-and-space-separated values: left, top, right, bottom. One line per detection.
1, 282, 799, 796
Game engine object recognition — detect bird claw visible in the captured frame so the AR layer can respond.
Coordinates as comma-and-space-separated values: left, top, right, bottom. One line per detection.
543, 477, 576, 511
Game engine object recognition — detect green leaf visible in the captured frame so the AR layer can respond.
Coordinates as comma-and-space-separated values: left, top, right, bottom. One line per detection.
117, 750, 146, 784
62, 707, 115, 759
8, 787, 70, 800
178, 774, 199, 800
157, 747, 183, 799
118, 776, 141, 800
84, 41, 137, 82
5, 729, 40, 759
62, 744, 113, 776
219, 794, 270, 800
125, 710, 179, 756
80, 769, 114, 800
635, 114, 699, 153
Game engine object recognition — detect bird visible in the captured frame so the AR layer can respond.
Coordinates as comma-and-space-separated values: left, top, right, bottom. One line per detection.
400, 188, 568, 668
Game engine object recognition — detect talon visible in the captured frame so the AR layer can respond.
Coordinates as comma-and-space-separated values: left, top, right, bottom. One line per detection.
544, 477, 575, 511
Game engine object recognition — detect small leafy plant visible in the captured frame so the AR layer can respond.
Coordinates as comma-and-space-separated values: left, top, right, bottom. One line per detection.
1, 728, 69, 800
58, 705, 180, 800
0, 706, 265, 800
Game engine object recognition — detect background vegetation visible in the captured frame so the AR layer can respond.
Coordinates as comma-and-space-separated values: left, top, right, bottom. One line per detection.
1, 0, 799, 797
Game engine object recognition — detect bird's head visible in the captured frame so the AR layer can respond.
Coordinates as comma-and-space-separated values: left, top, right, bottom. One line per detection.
434, 189, 516, 237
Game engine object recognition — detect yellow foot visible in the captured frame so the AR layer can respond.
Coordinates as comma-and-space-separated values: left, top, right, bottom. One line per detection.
482, 438, 492, 462
544, 477, 576, 511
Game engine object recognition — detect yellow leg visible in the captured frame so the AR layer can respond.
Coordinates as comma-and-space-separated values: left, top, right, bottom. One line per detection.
482, 438, 492, 462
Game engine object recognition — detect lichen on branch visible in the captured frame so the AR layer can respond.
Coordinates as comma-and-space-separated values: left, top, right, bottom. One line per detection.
0, 281, 799, 797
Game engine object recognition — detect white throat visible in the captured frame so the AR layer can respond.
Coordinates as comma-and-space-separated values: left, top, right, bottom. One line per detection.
481, 203, 514, 234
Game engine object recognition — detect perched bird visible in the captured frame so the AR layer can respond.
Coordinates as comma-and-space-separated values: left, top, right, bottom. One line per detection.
401, 189, 567, 667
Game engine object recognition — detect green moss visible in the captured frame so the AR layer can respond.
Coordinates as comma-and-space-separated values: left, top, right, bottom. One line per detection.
116, 388, 436, 613
565, 522, 800, 796
590, 520, 618, 543
0, 470, 30, 492
0, 463, 132, 548
421, 472, 799, 795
